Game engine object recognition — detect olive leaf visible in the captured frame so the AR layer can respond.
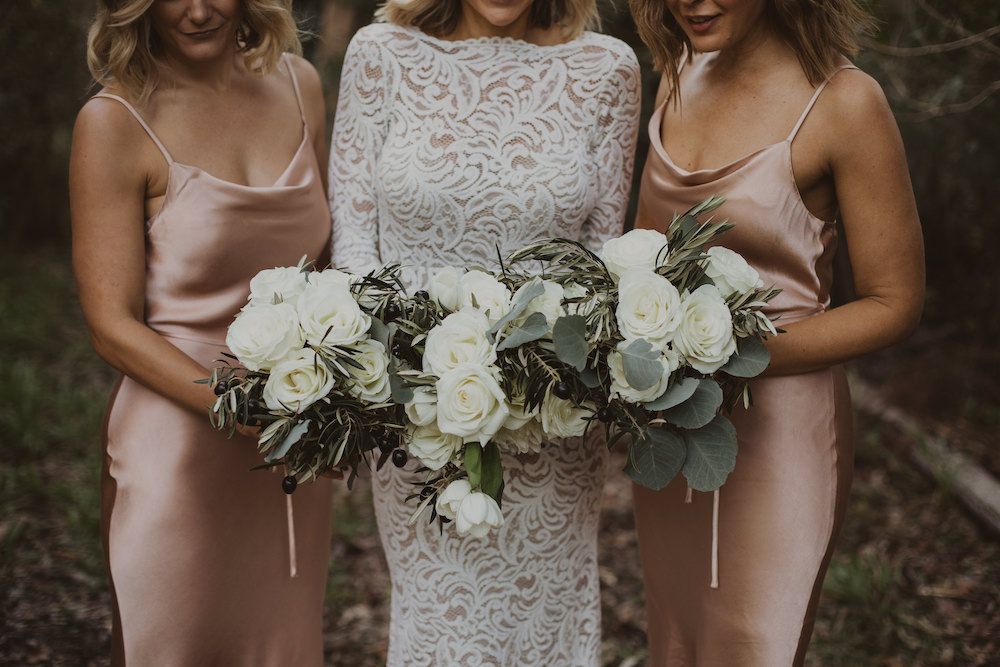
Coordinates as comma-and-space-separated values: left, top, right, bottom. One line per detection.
488, 277, 545, 337
265, 419, 310, 463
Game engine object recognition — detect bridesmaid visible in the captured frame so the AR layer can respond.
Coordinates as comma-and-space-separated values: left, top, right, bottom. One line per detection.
70, 0, 333, 664
627, 0, 924, 664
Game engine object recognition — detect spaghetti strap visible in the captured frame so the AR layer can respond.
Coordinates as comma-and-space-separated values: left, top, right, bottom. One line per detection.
91, 93, 174, 164
787, 65, 859, 142
282, 53, 308, 129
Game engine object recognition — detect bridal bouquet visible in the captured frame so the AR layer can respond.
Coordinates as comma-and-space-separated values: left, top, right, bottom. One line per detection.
507, 196, 781, 493
391, 196, 780, 536
208, 260, 407, 491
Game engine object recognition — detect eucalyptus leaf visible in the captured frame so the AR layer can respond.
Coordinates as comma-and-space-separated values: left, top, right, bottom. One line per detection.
721, 335, 771, 378
644, 376, 700, 411
624, 428, 686, 490
552, 315, 588, 371
465, 444, 483, 490
265, 420, 310, 463
681, 414, 738, 491
389, 369, 414, 404
368, 317, 390, 349
488, 277, 546, 336
578, 368, 601, 389
480, 442, 505, 505
662, 379, 722, 429
496, 311, 549, 351
621, 338, 661, 391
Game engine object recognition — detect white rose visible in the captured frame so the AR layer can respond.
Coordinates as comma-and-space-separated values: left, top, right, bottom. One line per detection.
457, 270, 511, 324
262, 348, 335, 413
608, 341, 680, 403
404, 386, 438, 426
429, 266, 462, 311
673, 284, 737, 374
539, 392, 591, 439
501, 395, 538, 431
296, 282, 371, 349
512, 279, 564, 328
494, 418, 546, 455
306, 268, 353, 290
226, 302, 304, 372
248, 266, 308, 306
435, 364, 510, 446
406, 422, 463, 471
422, 309, 496, 376
436, 479, 472, 519
704, 246, 762, 298
345, 339, 391, 403
616, 268, 683, 350
308, 268, 380, 309
601, 229, 670, 280
455, 491, 504, 538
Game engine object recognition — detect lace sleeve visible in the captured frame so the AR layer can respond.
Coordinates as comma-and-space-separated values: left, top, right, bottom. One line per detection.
580, 46, 642, 254
328, 29, 392, 274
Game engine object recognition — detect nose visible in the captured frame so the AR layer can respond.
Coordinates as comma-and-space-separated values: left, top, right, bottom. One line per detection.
187, 0, 212, 24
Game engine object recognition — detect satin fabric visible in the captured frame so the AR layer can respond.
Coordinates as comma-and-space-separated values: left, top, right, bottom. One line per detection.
95, 57, 334, 666
632, 69, 855, 665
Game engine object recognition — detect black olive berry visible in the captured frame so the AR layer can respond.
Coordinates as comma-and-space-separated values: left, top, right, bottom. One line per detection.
384, 303, 402, 321
414, 290, 430, 300
597, 407, 613, 423
377, 433, 397, 454
246, 397, 261, 412
420, 486, 434, 499
552, 381, 572, 400
281, 475, 298, 494
391, 449, 408, 467
213, 379, 229, 396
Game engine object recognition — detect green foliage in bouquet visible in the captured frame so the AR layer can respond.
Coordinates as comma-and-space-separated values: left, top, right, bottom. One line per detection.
207, 262, 409, 491
503, 196, 781, 493
386, 197, 781, 536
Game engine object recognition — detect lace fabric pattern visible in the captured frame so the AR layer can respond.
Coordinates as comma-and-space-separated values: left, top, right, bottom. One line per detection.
329, 23, 640, 666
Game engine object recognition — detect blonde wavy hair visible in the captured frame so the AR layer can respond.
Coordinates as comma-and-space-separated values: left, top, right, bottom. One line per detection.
86, 0, 302, 104
376, 0, 600, 40
629, 0, 876, 93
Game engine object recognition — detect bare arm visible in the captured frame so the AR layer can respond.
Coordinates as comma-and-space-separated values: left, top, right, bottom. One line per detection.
69, 99, 226, 418
764, 72, 925, 376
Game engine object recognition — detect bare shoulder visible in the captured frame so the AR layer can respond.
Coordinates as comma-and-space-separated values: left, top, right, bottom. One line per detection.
282, 53, 326, 136
813, 68, 898, 149
72, 91, 153, 169
284, 53, 322, 97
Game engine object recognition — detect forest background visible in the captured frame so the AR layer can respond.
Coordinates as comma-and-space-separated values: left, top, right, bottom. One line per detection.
1, 0, 998, 664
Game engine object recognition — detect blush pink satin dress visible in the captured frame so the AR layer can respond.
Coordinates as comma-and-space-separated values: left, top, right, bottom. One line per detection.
632, 68, 856, 666
93, 59, 333, 666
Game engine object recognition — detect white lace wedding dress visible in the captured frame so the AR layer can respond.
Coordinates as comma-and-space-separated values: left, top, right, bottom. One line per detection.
329, 22, 640, 666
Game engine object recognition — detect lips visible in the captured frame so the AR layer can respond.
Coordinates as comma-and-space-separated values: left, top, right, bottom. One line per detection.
685, 14, 720, 32
184, 26, 221, 39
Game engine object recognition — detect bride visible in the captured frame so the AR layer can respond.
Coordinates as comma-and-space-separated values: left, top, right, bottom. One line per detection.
328, 0, 640, 663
